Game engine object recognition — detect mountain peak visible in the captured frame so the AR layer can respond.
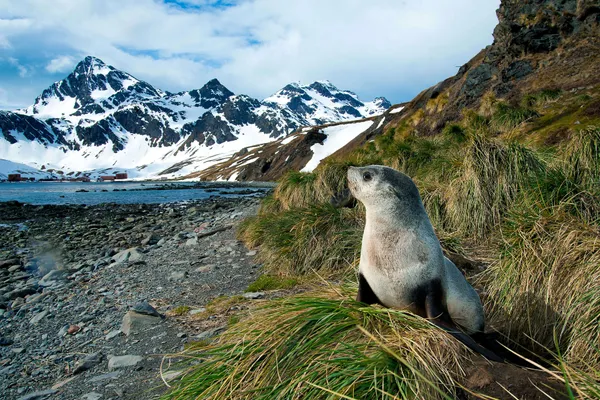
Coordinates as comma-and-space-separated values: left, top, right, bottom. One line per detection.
73, 56, 112, 76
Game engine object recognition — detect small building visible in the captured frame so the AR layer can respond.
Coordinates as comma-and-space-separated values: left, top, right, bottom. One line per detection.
76, 176, 91, 182
115, 173, 128, 180
8, 174, 21, 182
98, 175, 116, 182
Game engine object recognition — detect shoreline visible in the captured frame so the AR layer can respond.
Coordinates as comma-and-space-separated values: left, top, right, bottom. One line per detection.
0, 195, 266, 399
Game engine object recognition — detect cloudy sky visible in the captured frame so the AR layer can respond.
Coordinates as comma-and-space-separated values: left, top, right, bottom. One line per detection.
0, 0, 500, 110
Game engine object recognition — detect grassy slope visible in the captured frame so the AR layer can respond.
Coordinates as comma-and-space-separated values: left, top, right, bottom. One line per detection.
163, 17, 600, 400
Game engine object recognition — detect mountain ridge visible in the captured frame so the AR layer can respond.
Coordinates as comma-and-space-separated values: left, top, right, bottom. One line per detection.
0, 56, 389, 179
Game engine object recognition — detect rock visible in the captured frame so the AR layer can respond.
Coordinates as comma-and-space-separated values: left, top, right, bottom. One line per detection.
162, 369, 183, 381
67, 325, 81, 335
39, 269, 67, 286
107, 354, 143, 370
30, 310, 49, 324
170, 271, 188, 281
0, 337, 13, 346
185, 237, 198, 246
112, 248, 144, 264
16, 389, 58, 400
57, 325, 69, 337
87, 371, 122, 383
105, 330, 121, 340
196, 266, 212, 273
177, 332, 187, 338
121, 311, 161, 335
131, 301, 162, 318
196, 326, 226, 341
82, 393, 103, 400
189, 308, 206, 315
0, 258, 20, 269
4, 286, 37, 300
246, 250, 257, 256
8, 265, 22, 273
141, 233, 160, 246
243, 292, 265, 299
73, 352, 102, 374
12, 347, 25, 354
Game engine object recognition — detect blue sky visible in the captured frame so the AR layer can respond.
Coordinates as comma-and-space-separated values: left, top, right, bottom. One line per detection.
0, 0, 501, 110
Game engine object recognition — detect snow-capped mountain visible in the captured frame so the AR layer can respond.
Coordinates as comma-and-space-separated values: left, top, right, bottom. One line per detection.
0, 56, 390, 179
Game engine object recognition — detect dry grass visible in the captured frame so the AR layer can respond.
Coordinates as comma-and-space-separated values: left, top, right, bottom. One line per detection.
481, 203, 600, 372
162, 285, 472, 400
446, 136, 546, 238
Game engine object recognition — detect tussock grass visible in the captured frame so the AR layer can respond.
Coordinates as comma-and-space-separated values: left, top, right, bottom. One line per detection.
273, 161, 351, 211
238, 203, 363, 275
246, 274, 298, 292
563, 126, 600, 191
446, 136, 546, 237
522, 88, 562, 108
163, 287, 470, 400
482, 203, 600, 372
491, 102, 540, 131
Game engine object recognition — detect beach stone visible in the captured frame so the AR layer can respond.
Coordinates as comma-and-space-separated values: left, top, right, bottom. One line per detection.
131, 301, 162, 317
87, 371, 122, 383
243, 292, 265, 299
0, 258, 20, 269
16, 389, 58, 400
39, 270, 67, 286
29, 310, 49, 325
73, 352, 102, 374
112, 248, 144, 264
82, 393, 103, 400
121, 311, 161, 335
107, 354, 143, 370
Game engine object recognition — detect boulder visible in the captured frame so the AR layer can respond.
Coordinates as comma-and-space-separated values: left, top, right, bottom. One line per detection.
121, 311, 161, 335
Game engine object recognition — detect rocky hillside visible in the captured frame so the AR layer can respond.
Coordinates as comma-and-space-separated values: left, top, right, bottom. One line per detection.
199, 0, 599, 181
0, 57, 389, 179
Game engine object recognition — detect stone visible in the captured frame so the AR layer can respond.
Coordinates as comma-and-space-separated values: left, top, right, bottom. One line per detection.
8, 265, 22, 273
189, 308, 206, 315
246, 250, 258, 256
170, 271, 188, 281
73, 352, 102, 374
105, 330, 121, 340
141, 233, 160, 246
112, 248, 144, 264
131, 301, 162, 318
0, 337, 13, 346
0, 258, 20, 269
57, 325, 69, 337
107, 354, 143, 370
121, 311, 161, 335
196, 326, 226, 341
243, 292, 265, 299
12, 347, 25, 354
29, 310, 49, 324
185, 237, 198, 246
87, 371, 122, 383
196, 266, 212, 273
39, 269, 67, 286
82, 393, 103, 400
16, 389, 58, 400
162, 370, 183, 381
67, 325, 81, 335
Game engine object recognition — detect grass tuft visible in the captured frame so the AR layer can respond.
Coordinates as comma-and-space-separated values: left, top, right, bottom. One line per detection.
491, 102, 540, 131
246, 274, 299, 292
163, 287, 470, 400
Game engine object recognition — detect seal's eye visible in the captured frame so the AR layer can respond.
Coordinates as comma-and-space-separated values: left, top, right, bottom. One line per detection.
362, 171, 372, 182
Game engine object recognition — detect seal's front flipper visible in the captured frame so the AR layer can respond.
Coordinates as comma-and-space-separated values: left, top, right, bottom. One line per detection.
356, 273, 383, 306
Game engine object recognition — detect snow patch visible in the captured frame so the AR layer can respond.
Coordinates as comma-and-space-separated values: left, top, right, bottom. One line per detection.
301, 121, 374, 172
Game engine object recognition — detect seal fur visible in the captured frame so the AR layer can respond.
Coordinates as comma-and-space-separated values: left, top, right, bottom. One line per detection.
348, 165, 502, 361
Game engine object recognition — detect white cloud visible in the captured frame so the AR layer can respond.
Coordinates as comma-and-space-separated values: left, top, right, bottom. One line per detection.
0, 0, 501, 104
8, 57, 30, 78
46, 55, 76, 73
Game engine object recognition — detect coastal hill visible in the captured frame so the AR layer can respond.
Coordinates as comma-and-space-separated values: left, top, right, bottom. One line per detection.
0, 57, 389, 180
198, 0, 600, 181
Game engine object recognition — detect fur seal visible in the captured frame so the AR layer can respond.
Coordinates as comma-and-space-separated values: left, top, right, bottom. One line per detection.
347, 165, 502, 361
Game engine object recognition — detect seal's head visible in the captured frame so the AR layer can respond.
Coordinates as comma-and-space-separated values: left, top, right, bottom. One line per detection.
347, 165, 421, 211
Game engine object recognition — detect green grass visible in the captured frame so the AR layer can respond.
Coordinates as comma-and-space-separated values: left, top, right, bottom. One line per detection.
162, 287, 469, 400
246, 274, 299, 292
491, 102, 540, 131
